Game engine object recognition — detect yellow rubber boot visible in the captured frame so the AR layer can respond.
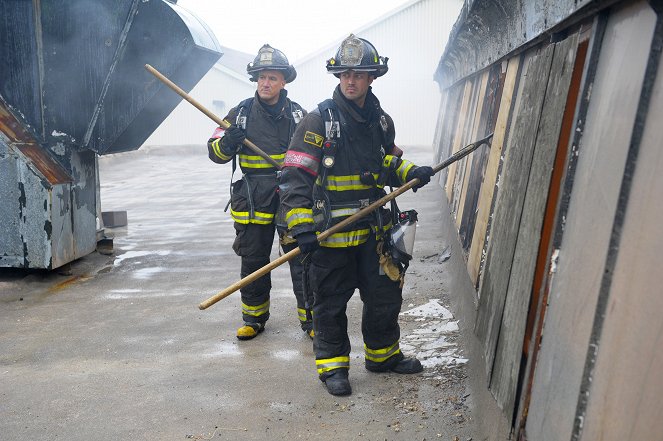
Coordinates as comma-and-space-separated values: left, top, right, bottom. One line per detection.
236, 322, 265, 340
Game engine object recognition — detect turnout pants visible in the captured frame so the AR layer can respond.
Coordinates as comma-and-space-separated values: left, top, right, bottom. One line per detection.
280, 238, 313, 331
233, 223, 308, 326
233, 223, 275, 324
308, 233, 404, 379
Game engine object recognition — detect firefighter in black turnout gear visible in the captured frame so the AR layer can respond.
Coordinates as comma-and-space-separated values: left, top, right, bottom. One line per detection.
279, 35, 435, 396
207, 45, 312, 340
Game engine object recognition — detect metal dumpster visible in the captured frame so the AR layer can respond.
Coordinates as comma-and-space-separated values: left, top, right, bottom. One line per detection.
0, 0, 222, 269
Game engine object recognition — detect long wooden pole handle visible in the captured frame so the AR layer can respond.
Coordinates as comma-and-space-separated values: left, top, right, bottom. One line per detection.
198, 248, 302, 309
144, 64, 282, 170
198, 133, 494, 310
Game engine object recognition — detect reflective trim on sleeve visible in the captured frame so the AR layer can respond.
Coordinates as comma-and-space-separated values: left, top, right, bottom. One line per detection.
211, 138, 233, 161
230, 209, 275, 225
398, 160, 416, 183
286, 208, 314, 230
383, 155, 396, 168
364, 341, 401, 363
284, 151, 320, 176
316, 356, 350, 374
242, 300, 270, 317
319, 228, 371, 248
238, 153, 285, 169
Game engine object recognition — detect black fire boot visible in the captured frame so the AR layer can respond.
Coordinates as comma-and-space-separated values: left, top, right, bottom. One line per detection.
322, 369, 352, 396
366, 353, 424, 374
390, 357, 423, 374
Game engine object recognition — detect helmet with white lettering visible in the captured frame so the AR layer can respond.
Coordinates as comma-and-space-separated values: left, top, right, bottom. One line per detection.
247, 44, 297, 83
326, 34, 388, 78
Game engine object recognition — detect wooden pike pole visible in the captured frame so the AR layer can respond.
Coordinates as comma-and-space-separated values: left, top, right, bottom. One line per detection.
198, 133, 494, 310
144, 64, 282, 170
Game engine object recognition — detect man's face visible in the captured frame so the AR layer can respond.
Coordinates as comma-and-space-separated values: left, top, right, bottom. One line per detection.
339, 70, 374, 106
257, 70, 286, 105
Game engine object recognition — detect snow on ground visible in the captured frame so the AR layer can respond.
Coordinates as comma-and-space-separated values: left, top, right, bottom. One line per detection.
400, 299, 468, 369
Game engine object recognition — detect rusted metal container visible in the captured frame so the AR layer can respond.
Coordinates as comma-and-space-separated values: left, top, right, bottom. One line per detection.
0, 0, 222, 269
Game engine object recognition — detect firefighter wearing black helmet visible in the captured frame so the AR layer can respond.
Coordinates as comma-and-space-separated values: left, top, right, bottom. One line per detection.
207, 44, 312, 341
279, 35, 435, 396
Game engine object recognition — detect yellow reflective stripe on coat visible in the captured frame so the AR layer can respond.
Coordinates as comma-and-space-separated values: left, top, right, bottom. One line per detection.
230, 209, 275, 225
242, 300, 270, 317
364, 341, 401, 363
320, 228, 371, 248
322, 174, 378, 191
211, 138, 233, 161
397, 159, 415, 183
286, 207, 314, 229
238, 152, 286, 169
316, 356, 350, 374
330, 207, 360, 218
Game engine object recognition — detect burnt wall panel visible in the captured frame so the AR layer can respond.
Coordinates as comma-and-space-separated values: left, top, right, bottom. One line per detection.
467, 57, 521, 286
526, 3, 657, 440
454, 70, 489, 233
444, 80, 475, 196
435, 0, 622, 88
474, 45, 554, 380
489, 33, 579, 418
458, 65, 501, 252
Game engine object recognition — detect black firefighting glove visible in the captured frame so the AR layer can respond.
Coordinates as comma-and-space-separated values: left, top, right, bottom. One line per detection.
295, 231, 319, 255
224, 125, 246, 151
409, 166, 434, 192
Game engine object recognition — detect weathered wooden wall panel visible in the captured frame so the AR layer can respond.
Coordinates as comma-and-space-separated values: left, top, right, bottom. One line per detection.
448, 75, 482, 216
467, 57, 521, 286
454, 71, 489, 231
474, 45, 554, 378
458, 65, 503, 252
445, 79, 474, 199
434, 85, 465, 184
513, 28, 591, 434
580, 24, 663, 440
525, 3, 657, 441
490, 33, 579, 417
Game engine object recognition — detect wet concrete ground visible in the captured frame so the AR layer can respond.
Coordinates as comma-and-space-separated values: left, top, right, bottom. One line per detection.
0, 144, 508, 440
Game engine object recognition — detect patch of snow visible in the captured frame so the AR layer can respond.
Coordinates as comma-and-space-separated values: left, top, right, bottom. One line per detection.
401, 301, 468, 369
113, 250, 171, 266
400, 299, 453, 319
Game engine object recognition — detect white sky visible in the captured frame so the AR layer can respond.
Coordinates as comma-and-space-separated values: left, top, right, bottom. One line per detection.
176, 0, 413, 62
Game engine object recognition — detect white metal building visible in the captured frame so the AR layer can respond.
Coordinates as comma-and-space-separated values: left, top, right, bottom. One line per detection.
144, 0, 462, 148
143, 46, 255, 146
287, 0, 463, 147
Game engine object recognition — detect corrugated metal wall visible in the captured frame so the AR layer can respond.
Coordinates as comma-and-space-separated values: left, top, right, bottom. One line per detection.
143, 66, 254, 146
288, 0, 463, 147
434, 0, 663, 439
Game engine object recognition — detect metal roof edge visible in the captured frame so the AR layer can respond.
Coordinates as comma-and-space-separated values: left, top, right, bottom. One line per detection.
434, 0, 622, 89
